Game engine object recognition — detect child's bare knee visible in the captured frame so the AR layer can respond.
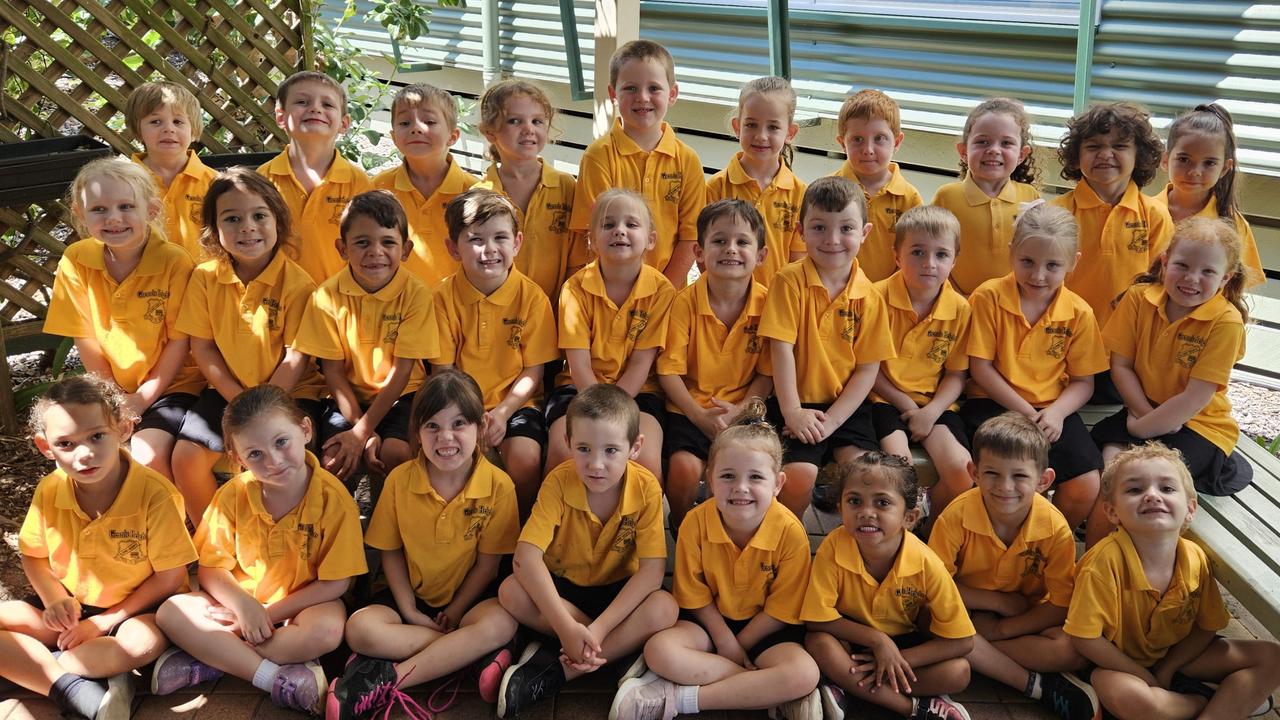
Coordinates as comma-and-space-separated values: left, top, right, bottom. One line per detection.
636, 590, 678, 629
934, 657, 971, 694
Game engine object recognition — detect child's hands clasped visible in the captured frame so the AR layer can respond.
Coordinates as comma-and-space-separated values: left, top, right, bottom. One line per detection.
902, 406, 941, 442
322, 429, 366, 479
711, 630, 754, 670
57, 616, 108, 650
783, 407, 827, 444
42, 596, 81, 632
557, 621, 605, 673
222, 597, 274, 646
1034, 407, 1065, 442
850, 633, 916, 695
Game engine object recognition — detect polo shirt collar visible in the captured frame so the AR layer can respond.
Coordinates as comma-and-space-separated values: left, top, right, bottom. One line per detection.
561, 461, 648, 516
725, 152, 797, 191
993, 273, 1074, 322
407, 454, 497, 501
390, 156, 471, 197
53, 450, 146, 520
1073, 179, 1141, 211
454, 268, 520, 306
264, 145, 353, 185
129, 150, 206, 181
79, 233, 170, 275
214, 248, 288, 288
580, 261, 660, 302
692, 274, 768, 319
609, 118, 678, 157
246, 451, 326, 524
832, 527, 926, 581
335, 265, 409, 301
884, 271, 963, 321
705, 499, 788, 551
800, 256, 872, 300
961, 173, 1021, 206
881, 163, 911, 197
960, 491, 1058, 543
481, 158, 556, 193
1111, 526, 1197, 595
1141, 283, 1230, 323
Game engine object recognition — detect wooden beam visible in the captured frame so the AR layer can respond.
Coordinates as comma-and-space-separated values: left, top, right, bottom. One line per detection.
592, 0, 639, 138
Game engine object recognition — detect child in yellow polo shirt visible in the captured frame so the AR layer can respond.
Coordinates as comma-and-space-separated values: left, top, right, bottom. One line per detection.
1066, 443, 1280, 720
547, 188, 676, 482
373, 83, 479, 289
1, 376, 195, 720
929, 413, 1098, 720
46, 158, 205, 481
658, 199, 773, 530
612, 399, 820, 719
831, 89, 923, 283
569, 39, 706, 287
1092, 217, 1251, 497
258, 71, 373, 283
870, 206, 973, 521
477, 79, 586, 305
803, 453, 975, 720
496, 384, 677, 719
332, 370, 520, 716
171, 169, 325, 526
125, 81, 217, 260
705, 76, 806, 285
294, 190, 439, 483
153, 385, 367, 715
760, 176, 896, 517
1052, 101, 1172, 405
431, 188, 558, 515
931, 98, 1041, 295
963, 202, 1109, 546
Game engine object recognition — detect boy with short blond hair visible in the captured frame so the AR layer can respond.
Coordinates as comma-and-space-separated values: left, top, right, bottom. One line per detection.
929, 413, 1099, 720
259, 70, 373, 283
1066, 443, 1280, 720
496, 384, 677, 718
431, 187, 558, 514
870, 205, 972, 519
125, 81, 217, 260
832, 89, 924, 282
760, 175, 896, 518
569, 39, 706, 288
293, 190, 438, 481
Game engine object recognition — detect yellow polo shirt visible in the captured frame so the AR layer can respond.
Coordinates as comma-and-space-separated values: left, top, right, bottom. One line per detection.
556, 262, 675, 392
1052, 181, 1172, 327
365, 456, 519, 608
833, 162, 924, 283
258, 147, 372, 283
1103, 284, 1244, 455
45, 235, 204, 396
569, 119, 707, 274
1065, 527, 1228, 668
932, 176, 1040, 295
759, 258, 896, 404
966, 274, 1108, 407
657, 274, 771, 414
177, 252, 324, 400
196, 451, 367, 604
674, 500, 810, 624
430, 270, 558, 410
871, 271, 971, 407
519, 459, 667, 587
928, 488, 1076, 607
19, 450, 197, 608
477, 160, 586, 304
706, 152, 806, 285
132, 150, 217, 261
293, 267, 436, 405
1150, 184, 1265, 289
372, 156, 479, 289
801, 528, 975, 639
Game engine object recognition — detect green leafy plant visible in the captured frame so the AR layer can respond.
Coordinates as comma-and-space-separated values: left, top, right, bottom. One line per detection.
1255, 434, 1280, 455
13, 337, 83, 417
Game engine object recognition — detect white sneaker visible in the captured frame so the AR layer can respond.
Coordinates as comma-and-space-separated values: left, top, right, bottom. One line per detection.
819, 683, 846, 720
769, 687, 821, 720
616, 653, 648, 687
609, 671, 676, 720
95, 672, 134, 720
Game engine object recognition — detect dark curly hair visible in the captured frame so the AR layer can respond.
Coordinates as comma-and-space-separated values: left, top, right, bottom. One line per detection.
1057, 102, 1163, 188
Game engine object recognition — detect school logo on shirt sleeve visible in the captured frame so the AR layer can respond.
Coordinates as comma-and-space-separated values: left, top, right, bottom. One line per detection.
1175, 333, 1207, 368
1125, 221, 1150, 252
110, 529, 147, 564
612, 516, 638, 554
627, 308, 650, 340
504, 317, 526, 349
662, 172, 684, 203
1044, 325, 1072, 359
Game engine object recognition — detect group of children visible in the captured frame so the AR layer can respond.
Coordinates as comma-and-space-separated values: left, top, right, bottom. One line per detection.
2, 32, 1278, 720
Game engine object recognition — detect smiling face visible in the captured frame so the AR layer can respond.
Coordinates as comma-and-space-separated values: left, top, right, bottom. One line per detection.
1103, 457, 1195, 535
339, 214, 411, 293
697, 213, 764, 282
895, 229, 957, 296
710, 445, 782, 531
392, 100, 460, 165
35, 402, 127, 488
840, 469, 917, 554
417, 402, 480, 477
137, 104, 193, 160
838, 117, 902, 183
229, 410, 313, 490
800, 200, 870, 275
276, 80, 349, 143
76, 177, 156, 253
568, 416, 641, 497
1162, 239, 1230, 313
1012, 234, 1076, 303
448, 215, 521, 291
1165, 131, 1232, 203
609, 57, 677, 135
1078, 126, 1137, 196
733, 91, 797, 165
959, 111, 1030, 193
591, 195, 656, 269
215, 187, 278, 275
484, 93, 548, 165
972, 451, 1051, 522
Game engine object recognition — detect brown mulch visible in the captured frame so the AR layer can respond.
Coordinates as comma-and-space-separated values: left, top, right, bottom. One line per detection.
0, 434, 52, 601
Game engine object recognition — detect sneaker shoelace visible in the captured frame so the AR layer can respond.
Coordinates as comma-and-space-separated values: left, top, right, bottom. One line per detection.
426, 674, 461, 715
353, 678, 434, 720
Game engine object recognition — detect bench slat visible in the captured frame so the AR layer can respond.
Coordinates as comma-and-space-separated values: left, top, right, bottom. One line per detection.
1235, 440, 1280, 507
1186, 511, 1280, 634
1196, 491, 1280, 577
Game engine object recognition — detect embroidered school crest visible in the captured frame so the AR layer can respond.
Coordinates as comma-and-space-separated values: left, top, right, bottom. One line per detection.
295, 522, 317, 561
328, 195, 349, 224
1173, 587, 1201, 626
760, 561, 779, 591
144, 298, 165, 324
927, 337, 952, 364
382, 312, 402, 344
838, 307, 861, 342
663, 172, 684, 203
745, 324, 762, 354
463, 505, 493, 540
261, 297, 282, 331
773, 200, 797, 232
627, 308, 650, 340
612, 516, 638, 554
548, 209, 569, 235
1019, 547, 1046, 579
110, 529, 147, 564
896, 586, 927, 618
1127, 225, 1149, 253
504, 317, 526, 349
1175, 333, 1206, 368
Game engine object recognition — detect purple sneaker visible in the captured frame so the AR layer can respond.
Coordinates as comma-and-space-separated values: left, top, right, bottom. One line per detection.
272, 661, 327, 715
150, 647, 225, 695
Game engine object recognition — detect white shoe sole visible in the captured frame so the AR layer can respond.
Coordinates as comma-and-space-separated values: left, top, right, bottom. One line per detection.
302, 660, 328, 716
938, 695, 972, 720
609, 670, 661, 720
150, 646, 184, 695
819, 684, 845, 720
1060, 672, 1101, 720
496, 641, 542, 719
616, 654, 648, 688
97, 672, 134, 720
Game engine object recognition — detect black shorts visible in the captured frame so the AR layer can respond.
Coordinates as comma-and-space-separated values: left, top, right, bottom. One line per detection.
869, 403, 970, 450
765, 397, 878, 467
662, 411, 713, 461
544, 386, 666, 429
550, 575, 630, 620
21, 594, 137, 637
134, 392, 198, 436
1090, 410, 1253, 496
318, 394, 415, 444
366, 578, 501, 619
505, 406, 549, 446
678, 610, 805, 662
1090, 370, 1124, 405
178, 388, 324, 452
960, 399, 1103, 483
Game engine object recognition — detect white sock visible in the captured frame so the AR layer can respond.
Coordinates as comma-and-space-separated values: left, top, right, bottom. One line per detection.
252, 659, 281, 692
675, 684, 699, 715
